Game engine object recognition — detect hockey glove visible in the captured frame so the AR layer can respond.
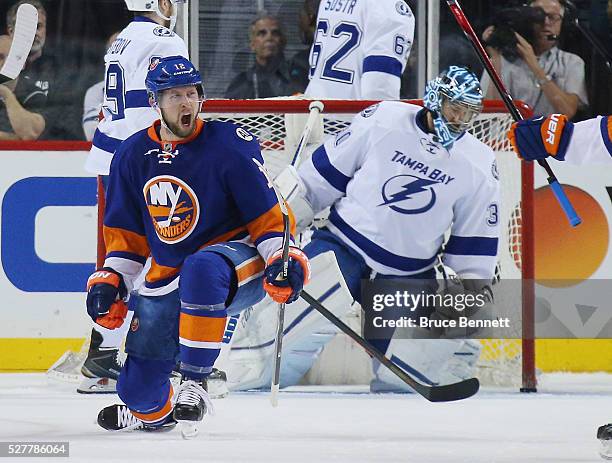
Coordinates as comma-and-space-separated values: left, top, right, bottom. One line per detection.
432, 266, 494, 338
263, 247, 311, 304
86, 267, 128, 329
508, 114, 574, 162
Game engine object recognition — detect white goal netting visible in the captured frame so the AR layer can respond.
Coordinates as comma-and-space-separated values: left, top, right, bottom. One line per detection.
202, 98, 535, 389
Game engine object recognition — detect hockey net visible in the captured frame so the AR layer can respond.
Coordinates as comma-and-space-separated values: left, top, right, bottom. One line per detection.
201, 98, 536, 390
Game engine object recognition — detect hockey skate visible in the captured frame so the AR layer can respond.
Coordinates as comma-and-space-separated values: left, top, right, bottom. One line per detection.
77, 330, 124, 394
97, 404, 176, 432
173, 379, 215, 439
598, 423, 612, 460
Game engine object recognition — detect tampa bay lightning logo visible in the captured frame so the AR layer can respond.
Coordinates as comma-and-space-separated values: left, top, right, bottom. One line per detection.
379, 175, 438, 214
361, 103, 379, 118
153, 26, 175, 37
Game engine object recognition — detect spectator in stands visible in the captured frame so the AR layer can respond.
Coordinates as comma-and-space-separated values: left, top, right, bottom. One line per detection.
225, 14, 298, 99
0, 35, 47, 140
289, 0, 320, 93
7, 0, 80, 139
82, 32, 120, 141
482, 0, 588, 119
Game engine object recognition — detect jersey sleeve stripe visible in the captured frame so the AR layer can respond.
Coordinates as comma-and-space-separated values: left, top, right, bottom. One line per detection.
254, 231, 285, 247
362, 55, 403, 77
312, 145, 351, 193
599, 116, 612, 156
103, 225, 150, 259
125, 90, 150, 109
92, 129, 122, 154
444, 235, 498, 256
247, 204, 296, 244
329, 208, 437, 272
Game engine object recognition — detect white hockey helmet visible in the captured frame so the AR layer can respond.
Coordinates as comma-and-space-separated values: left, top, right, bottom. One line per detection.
123, 0, 187, 31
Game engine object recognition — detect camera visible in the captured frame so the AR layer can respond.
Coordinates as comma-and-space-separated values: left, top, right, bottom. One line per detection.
485, 6, 546, 62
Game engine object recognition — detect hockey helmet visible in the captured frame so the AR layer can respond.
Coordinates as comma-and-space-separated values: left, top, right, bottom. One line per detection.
145, 55, 204, 109
123, 0, 187, 31
423, 66, 483, 150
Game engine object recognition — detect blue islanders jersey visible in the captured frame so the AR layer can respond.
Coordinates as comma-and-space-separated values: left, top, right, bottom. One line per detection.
103, 120, 295, 296
85, 17, 189, 175
298, 101, 501, 279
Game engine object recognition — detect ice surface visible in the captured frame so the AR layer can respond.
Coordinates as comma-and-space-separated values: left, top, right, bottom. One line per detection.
0, 373, 611, 463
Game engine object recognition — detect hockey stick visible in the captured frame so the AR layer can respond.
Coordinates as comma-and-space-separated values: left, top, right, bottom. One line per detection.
300, 290, 480, 402
252, 157, 291, 407
445, 0, 581, 227
0, 4, 38, 85
290, 101, 324, 167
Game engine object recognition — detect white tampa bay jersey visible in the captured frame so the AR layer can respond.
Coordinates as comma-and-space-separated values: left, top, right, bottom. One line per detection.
85, 17, 189, 175
564, 116, 612, 165
298, 101, 501, 279
305, 0, 414, 100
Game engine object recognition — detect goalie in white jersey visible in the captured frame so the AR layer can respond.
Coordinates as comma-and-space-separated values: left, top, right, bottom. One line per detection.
76, 0, 188, 394
305, 0, 414, 100
226, 66, 500, 392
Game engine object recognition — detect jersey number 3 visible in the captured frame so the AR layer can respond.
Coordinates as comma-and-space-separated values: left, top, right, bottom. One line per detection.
309, 20, 362, 84
104, 62, 126, 121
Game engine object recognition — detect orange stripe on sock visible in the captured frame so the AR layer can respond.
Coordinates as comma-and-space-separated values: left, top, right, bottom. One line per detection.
236, 256, 265, 285
179, 313, 227, 343
131, 385, 174, 424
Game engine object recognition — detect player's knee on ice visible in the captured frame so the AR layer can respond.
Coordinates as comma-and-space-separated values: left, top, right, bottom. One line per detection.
117, 356, 175, 413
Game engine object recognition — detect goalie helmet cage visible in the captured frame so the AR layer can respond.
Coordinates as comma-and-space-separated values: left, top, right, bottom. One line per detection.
94, 98, 535, 391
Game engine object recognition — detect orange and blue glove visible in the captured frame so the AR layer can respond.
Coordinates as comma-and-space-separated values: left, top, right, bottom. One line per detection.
86, 267, 128, 329
263, 247, 311, 304
508, 114, 574, 162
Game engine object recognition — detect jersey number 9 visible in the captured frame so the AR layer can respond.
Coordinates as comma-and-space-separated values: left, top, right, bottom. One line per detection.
104, 62, 126, 121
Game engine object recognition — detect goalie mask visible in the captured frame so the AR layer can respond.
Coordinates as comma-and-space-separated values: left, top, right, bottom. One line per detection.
423, 66, 483, 150
145, 56, 205, 136
123, 0, 186, 31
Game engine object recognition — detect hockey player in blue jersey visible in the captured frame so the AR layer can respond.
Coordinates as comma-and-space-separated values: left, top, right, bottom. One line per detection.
88, 56, 310, 436
234, 66, 498, 393
72, 0, 191, 395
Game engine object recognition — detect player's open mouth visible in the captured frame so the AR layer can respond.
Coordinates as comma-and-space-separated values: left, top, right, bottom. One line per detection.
181, 114, 192, 127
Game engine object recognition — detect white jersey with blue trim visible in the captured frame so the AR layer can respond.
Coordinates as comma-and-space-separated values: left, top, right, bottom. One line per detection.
298, 101, 501, 279
84, 17, 189, 175
564, 116, 612, 165
305, 0, 414, 100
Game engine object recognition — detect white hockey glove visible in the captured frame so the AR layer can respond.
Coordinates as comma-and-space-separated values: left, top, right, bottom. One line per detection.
274, 165, 315, 232
432, 264, 494, 338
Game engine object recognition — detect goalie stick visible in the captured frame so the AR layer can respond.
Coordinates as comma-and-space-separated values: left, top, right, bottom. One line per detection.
300, 291, 480, 402
0, 4, 38, 85
445, 0, 581, 228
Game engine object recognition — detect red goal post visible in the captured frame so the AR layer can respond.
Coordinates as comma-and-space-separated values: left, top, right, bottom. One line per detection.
198, 98, 536, 390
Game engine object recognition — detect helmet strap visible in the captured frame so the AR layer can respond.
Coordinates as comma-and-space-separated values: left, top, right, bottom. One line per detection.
155, 0, 177, 31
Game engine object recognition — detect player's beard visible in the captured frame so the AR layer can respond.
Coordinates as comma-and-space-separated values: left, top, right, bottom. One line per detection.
162, 109, 197, 138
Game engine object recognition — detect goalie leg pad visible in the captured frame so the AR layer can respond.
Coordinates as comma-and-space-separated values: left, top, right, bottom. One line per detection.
372, 337, 467, 393
221, 251, 354, 390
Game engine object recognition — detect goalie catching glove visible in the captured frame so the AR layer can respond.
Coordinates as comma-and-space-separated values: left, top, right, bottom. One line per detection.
263, 247, 311, 304
431, 265, 494, 338
86, 268, 128, 329
508, 114, 574, 162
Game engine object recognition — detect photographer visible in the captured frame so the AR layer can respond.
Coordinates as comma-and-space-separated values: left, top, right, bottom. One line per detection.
481, 0, 588, 120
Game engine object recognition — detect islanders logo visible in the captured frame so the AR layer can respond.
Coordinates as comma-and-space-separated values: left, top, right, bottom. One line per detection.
143, 176, 200, 244
379, 174, 438, 214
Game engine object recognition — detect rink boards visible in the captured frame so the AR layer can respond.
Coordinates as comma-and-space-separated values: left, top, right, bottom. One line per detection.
0, 145, 610, 373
